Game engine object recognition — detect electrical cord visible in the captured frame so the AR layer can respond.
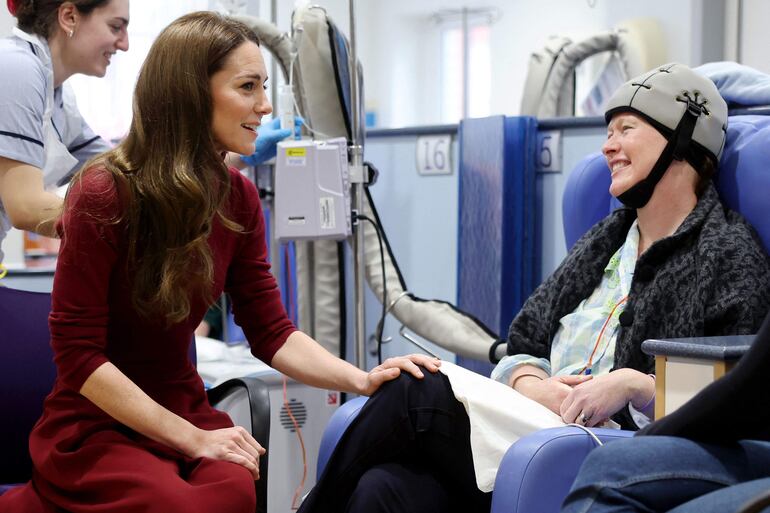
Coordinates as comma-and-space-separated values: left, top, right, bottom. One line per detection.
355, 212, 387, 365
282, 376, 307, 510
565, 423, 604, 446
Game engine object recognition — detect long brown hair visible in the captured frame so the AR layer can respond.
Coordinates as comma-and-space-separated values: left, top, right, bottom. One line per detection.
73, 12, 260, 324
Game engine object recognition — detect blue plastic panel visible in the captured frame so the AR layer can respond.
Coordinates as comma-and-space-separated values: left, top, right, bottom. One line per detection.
457, 116, 539, 375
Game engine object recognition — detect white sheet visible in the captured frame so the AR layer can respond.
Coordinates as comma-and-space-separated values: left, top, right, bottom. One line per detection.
439, 362, 566, 492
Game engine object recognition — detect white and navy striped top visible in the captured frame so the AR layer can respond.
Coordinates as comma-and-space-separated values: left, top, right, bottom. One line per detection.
0, 33, 110, 263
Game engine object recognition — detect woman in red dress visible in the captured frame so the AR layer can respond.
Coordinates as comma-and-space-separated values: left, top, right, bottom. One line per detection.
0, 11, 438, 513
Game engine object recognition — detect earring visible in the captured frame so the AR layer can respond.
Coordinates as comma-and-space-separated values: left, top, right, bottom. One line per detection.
68, 29, 74, 38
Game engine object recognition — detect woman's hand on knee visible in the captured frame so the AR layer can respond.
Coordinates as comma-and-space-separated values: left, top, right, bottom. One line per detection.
361, 354, 442, 396
188, 426, 266, 480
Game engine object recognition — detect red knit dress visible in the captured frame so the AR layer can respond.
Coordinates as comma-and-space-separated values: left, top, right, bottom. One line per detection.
0, 167, 296, 513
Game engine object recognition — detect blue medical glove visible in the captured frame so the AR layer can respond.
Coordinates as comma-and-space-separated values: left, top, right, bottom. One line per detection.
240, 116, 304, 166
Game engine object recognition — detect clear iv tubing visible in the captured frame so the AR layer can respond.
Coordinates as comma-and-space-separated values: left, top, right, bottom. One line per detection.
286, 52, 333, 139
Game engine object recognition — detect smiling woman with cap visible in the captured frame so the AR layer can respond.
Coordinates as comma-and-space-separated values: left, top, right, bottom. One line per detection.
496, 62, 768, 433
555, 63, 770, 513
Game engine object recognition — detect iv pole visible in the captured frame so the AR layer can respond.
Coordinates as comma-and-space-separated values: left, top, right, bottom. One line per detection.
348, 0, 367, 370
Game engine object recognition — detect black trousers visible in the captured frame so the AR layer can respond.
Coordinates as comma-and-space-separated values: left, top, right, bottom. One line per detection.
298, 370, 491, 513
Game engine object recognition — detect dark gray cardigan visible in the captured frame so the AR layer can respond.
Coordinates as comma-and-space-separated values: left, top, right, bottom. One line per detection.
506, 185, 770, 429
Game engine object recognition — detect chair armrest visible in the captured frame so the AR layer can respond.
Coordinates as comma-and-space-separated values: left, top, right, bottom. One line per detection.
316, 396, 368, 476
642, 334, 755, 418
491, 426, 634, 513
207, 377, 270, 513
641, 335, 754, 361
738, 488, 770, 513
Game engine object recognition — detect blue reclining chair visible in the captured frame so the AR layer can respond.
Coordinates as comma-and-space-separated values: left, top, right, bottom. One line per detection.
315, 115, 770, 512
491, 114, 770, 513
0, 286, 272, 513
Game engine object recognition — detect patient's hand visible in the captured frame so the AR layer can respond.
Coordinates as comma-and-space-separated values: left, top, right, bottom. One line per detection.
515, 375, 592, 416
559, 368, 654, 426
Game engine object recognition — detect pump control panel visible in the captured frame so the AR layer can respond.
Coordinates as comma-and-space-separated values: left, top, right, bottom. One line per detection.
274, 138, 352, 242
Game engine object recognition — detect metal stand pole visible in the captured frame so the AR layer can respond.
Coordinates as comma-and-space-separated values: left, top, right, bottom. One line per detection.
352, 158, 365, 370
348, 0, 367, 370
268, 0, 282, 285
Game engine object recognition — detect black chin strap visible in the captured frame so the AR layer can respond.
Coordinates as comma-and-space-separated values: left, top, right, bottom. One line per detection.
617, 100, 703, 209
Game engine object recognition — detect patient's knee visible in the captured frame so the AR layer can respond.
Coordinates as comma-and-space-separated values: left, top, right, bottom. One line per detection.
377, 367, 453, 405
346, 463, 450, 513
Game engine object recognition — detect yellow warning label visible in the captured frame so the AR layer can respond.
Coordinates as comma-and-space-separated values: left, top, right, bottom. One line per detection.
286, 148, 307, 157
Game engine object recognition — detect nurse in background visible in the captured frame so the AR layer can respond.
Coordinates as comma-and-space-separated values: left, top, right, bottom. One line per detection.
0, 0, 293, 269
0, 0, 127, 266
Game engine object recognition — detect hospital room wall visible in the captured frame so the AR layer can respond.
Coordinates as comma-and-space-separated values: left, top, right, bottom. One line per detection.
254, 0, 728, 127
1, 0, 766, 126
268, 0, 701, 127
0, 7, 11, 34
350, 0, 708, 128
298, 0, 767, 126
361, 135, 461, 363
736, 0, 770, 74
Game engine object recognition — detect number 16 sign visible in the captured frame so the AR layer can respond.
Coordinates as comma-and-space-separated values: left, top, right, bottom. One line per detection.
416, 135, 453, 176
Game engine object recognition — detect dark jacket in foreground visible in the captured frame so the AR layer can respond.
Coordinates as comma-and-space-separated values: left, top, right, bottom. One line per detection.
506, 185, 770, 429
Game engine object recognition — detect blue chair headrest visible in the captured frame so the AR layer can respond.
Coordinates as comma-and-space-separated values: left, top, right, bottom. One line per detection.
562, 114, 770, 253
715, 115, 770, 253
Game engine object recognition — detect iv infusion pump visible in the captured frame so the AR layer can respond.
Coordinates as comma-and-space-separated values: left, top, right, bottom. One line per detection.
274, 138, 352, 243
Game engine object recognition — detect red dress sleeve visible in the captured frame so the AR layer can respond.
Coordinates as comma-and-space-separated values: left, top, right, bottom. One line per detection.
49, 169, 122, 391
225, 170, 296, 364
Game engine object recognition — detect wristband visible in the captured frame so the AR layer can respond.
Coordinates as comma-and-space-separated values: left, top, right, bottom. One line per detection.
510, 372, 544, 390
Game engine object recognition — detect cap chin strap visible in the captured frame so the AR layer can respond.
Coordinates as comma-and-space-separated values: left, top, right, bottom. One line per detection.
617, 101, 702, 209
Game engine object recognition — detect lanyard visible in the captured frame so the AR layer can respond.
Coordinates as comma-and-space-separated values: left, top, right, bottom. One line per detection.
580, 295, 628, 376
